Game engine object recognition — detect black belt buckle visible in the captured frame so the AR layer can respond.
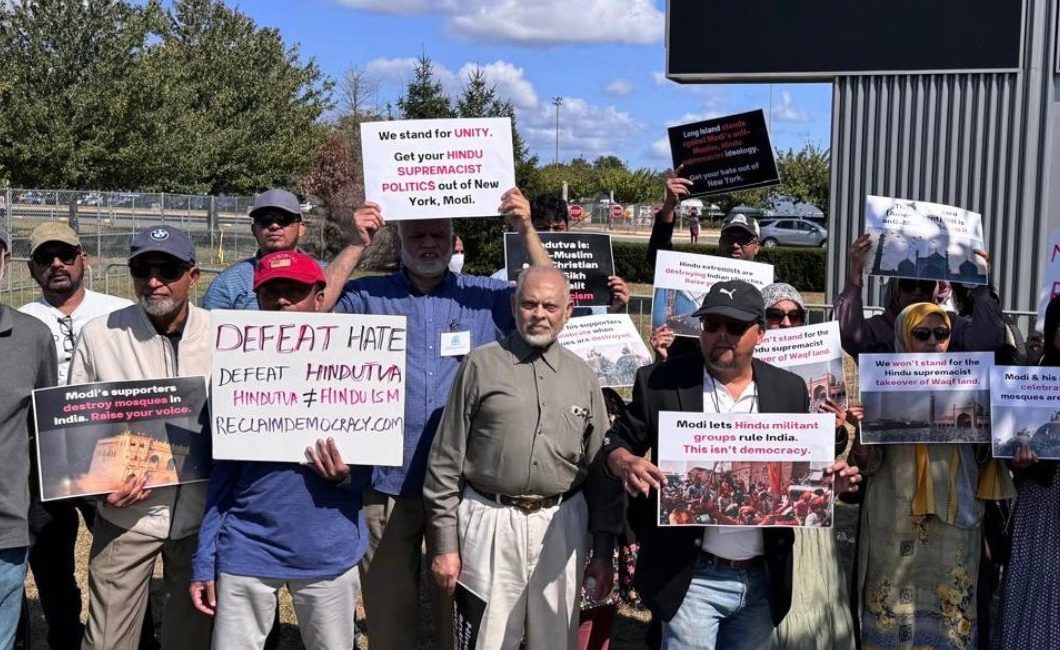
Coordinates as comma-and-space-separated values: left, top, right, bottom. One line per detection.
509, 496, 546, 514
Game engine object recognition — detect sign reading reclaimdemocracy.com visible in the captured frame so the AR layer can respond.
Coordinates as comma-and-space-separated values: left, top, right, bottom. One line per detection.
667, 110, 780, 197
210, 310, 406, 465
504, 232, 615, 307
361, 117, 515, 221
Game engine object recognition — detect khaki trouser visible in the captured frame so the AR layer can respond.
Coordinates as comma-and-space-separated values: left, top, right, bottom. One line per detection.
81, 518, 212, 650
359, 488, 453, 650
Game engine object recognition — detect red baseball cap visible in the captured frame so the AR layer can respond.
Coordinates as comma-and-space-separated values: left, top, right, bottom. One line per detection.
253, 250, 325, 290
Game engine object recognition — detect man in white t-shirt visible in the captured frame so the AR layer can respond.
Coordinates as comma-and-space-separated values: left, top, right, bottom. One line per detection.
17, 222, 135, 650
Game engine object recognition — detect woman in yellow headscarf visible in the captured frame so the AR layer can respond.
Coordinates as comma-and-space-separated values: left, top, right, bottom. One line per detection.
854, 302, 1013, 650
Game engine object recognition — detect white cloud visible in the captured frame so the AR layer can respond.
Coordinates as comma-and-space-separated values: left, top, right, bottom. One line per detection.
520, 97, 644, 159
650, 137, 673, 160
363, 57, 421, 84
335, 0, 444, 14
772, 91, 810, 123
604, 78, 635, 97
652, 71, 669, 85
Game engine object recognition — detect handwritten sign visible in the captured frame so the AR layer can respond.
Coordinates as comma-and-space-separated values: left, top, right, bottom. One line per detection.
558, 315, 652, 387
32, 377, 210, 501
756, 322, 846, 408
656, 412, 835, 528
859, 352, 993, 444
505, 232, 615, 307
864, 195, 988, 285
361, 117, 515, 220
650, 250, 774, 337
991, 365, 1060, 459
667, 110, 780, 197
210, 310, 406, 464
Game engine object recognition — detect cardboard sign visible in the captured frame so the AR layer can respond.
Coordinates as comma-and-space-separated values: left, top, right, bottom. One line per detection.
361, 117, 515, 220
859, 352, 993, 444
667, 110, 780, 197
991, 365, 1060, 459
864, 195, 988, 285
504, 232, 615, 307
650, 250, 774, 337
210, 310, 406, 465
32, 377, 210, 501
558, 314, 652, 388
656, 412, 835, 528
1035, 230, 1060, 331
756, 322, 846, 409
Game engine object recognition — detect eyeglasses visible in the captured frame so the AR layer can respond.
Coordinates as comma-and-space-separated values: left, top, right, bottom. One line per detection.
719, 232, 758, 247
898, 279, 938, 295
129, 261, 189, 281
701, 317, 757, 336
911, 327, 951, 342
765, 308, 806, 326
57, 315, 75, 354
253, 213, 302, 228
32, 245, 79, 266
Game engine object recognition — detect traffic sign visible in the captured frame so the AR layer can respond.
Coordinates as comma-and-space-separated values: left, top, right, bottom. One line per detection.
611, 204, 624, 218
568, 204, 584, 220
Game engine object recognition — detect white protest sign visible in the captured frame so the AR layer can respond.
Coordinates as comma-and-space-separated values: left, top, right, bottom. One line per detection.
211, 310, 406, 465
858, 352, 993, 444
558, 314, 652, 387
361, 117, 515, 220
755, 322, 846, 407
864, 195, 988, 285
991, 365, 1060, 459
650, 250, 774, 337
656, 412, 835, 528
1035, 230, 1060, 331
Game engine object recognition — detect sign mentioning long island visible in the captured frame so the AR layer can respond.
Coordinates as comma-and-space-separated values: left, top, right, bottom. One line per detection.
667, 110, 780, 197
211, 311, 406, 465
504, 232, 615, 307
361, 117, 516, 220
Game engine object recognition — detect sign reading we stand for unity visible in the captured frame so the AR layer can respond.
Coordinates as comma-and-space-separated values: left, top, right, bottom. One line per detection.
211, 310, 406, 465
361, 117, 516, 220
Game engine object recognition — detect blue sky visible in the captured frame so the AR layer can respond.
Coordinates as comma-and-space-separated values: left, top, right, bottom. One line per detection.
238, 0, 833, 170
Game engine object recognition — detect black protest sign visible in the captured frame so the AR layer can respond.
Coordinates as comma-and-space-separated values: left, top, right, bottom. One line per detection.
667, 109, 780, 197
453, 582, 487, 650
504, 232, 615, 307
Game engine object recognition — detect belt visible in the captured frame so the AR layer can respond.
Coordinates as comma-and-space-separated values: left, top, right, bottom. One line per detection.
469, 484, 581, 514
699, 550, 764, 570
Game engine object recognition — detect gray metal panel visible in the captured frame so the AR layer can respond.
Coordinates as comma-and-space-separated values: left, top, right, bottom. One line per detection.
826, 0, 1057, 317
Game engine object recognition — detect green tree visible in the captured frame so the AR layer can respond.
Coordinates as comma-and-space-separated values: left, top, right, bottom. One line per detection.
398, 55, 453, 119
775, 143, 830, 217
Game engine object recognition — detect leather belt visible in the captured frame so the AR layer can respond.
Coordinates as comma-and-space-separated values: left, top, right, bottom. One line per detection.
469, 484, 581, 514
699, 550, 764, 570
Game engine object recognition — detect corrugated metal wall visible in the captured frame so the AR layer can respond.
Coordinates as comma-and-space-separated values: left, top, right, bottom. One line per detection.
826, 0, 1056, 315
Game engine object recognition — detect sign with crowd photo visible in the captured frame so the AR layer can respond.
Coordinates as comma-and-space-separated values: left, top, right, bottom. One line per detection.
360, 117, 515, 220
32, 377, 210, 501
651, 250, 774, 337
656, 412, 836, 528
864, 195, 988, 285
1035, 230, 1060, 331
211, 310, 406, 465
667, 110, 780, 197
504, 232, 615, 308
990, 366, 1060, 459
859, 352, 993, 444
558, 314, 652, 388
755, 322, 846, 409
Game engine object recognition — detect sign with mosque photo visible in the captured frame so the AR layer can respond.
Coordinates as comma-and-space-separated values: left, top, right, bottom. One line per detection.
990, 365, 1060, 460
863, 195, 988, 285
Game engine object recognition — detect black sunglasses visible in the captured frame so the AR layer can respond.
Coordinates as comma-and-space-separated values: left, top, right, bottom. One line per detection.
253, 213, 302, 228
765, 308, 806, 325
701, 317, 757, 336
719, 231, 758, 246
129, 261, 189, 281
898, 279, 938, 295
911, 327, 951, 342
32, 245, 79, 266
58, 315, 75, 354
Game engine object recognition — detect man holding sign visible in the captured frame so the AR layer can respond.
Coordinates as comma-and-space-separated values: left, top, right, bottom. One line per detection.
602, 281, 860, 650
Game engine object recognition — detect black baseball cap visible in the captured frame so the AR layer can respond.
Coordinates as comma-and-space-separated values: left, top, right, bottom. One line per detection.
691, 280, 765, 322
129, 225, 196, 264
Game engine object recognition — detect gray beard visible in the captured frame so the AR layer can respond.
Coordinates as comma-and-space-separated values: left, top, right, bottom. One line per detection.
401, 250, 451, 277
139, 295, 183, 318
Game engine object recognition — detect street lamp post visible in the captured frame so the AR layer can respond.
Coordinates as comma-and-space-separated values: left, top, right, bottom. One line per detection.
552, 96, 563, 164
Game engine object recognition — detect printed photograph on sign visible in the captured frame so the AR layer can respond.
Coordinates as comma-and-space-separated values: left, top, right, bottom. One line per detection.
859, 352, 993, 444
558, 315, 652, 388
658, 460, 834, 528
864, 195, 988, 285
755, 322, 846, 409
991, 365, 1060, 459
32, 377, 210, 501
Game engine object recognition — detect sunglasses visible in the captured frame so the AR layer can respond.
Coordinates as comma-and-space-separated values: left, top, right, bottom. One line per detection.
765, 308, 806, 325
253, 213, 302, 228
32, 245, 79, 266
719, 232, 758, 247
129, 261, 189, 281
58, 315, 75, 354
911, 327, 951, 342
701, 317, 757, 336
898, 279, 938, 295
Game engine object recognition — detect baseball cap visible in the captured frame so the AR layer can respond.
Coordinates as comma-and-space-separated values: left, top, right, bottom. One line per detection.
253, 250, 325, 290
29, 222, 81, 255
129, 225, 196, 264
250, 189, 301, 220
721, 213, 760, 238
690, 280, 765, 323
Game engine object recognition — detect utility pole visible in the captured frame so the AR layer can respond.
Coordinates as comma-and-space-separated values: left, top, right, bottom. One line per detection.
552, 96, 563, 164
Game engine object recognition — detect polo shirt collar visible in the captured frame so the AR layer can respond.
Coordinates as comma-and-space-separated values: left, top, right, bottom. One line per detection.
506, 330, 561, 373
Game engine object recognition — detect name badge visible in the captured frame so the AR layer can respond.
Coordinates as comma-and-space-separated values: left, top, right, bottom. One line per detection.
440, 330, 471, 357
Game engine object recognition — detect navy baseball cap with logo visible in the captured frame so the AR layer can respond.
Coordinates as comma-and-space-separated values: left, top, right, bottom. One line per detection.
691, 280, 765, 323
721, 213, 761, 238
128, 225, 196, 264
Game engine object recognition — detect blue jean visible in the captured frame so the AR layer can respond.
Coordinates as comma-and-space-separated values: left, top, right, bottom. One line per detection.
0, 546, 28, 650
662, 556, 773, 650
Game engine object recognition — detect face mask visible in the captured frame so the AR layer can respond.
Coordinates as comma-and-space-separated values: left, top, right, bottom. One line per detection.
448, 253, 465, 274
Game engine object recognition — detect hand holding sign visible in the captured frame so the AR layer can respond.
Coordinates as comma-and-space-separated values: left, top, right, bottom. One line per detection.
352, 202, 384, 248
499, 187, 531, 232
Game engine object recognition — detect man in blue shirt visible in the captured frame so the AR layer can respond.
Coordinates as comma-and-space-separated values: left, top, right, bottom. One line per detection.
324, 187, 551, 650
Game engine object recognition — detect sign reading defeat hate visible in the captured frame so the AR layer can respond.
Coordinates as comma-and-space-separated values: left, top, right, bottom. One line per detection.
667, 110, 780, 197
211, 310, 406, 465
361, 117, 515, 220
504, 232, 615, 307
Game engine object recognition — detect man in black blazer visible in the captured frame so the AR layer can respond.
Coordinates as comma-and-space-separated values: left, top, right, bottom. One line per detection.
602, 280, 860, 649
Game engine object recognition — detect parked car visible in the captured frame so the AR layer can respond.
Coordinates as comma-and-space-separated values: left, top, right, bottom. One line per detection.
758, 218, 828, 248
77, 192, 103, 206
